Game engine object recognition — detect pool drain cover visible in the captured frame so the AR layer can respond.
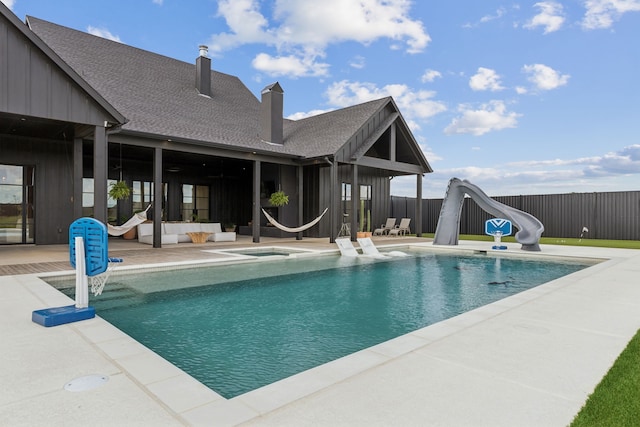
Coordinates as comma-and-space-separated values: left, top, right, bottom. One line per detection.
64, 374, 109, 392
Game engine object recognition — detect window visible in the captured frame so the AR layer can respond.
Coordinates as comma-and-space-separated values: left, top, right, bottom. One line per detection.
341, 183, 351, 223
132, 180, 154, 213
182, 184, 209, 222
82, 178, 117, 221
360, 184, 372, 232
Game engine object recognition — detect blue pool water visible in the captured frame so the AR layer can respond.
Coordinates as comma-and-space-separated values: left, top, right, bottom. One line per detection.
50, 250, 592, 398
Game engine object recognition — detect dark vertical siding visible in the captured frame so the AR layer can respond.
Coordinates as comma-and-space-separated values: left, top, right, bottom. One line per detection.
313, 164, 390, 237
1, 134, 74, 244
0, 13, 110, 126
392, 191, 640, 240
304, 165, 322, 237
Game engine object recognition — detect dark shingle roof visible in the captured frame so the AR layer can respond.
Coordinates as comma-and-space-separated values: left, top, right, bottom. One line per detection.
283, 98, 390, 158
26, 16, 390, 160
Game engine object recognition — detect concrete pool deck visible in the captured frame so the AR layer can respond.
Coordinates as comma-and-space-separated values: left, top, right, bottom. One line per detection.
1, 237, 639, 426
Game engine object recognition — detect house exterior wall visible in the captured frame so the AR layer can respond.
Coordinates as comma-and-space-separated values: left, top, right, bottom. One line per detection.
0, 13, 111, 126
1, 134, 74, 244
310, 164, 390, 238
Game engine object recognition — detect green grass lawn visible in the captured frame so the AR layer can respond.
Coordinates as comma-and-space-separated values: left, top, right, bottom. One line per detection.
419, 233, 640, 250
570, 329, 640, 426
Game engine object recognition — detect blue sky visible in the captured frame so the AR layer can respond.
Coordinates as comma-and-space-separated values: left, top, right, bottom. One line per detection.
4, 0, 640, 198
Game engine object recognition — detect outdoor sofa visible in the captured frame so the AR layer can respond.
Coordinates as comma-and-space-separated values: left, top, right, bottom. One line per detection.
137, 222, 236, 244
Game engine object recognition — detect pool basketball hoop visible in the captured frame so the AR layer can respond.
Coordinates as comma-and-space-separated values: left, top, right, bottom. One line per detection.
32, 218, 122, 327
486, 218, 512, 250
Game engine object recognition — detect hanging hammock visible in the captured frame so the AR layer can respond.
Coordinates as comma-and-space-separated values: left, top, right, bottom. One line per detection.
107, 205, 151, 236
261, 207, 329, 233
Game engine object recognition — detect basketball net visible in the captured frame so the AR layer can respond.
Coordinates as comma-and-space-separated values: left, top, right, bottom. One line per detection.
89, 258, 122, 296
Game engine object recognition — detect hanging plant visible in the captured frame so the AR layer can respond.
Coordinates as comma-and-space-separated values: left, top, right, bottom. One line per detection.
269, 190, 289, 207
108, 180, 131, 200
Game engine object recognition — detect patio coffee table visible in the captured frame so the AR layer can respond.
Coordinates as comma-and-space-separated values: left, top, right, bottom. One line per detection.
186, 232, 212, 243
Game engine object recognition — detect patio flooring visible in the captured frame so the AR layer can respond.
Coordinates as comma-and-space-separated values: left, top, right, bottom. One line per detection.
1, 236, 639, 426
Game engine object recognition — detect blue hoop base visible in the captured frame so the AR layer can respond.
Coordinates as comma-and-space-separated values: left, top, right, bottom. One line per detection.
32, 305, 95, 327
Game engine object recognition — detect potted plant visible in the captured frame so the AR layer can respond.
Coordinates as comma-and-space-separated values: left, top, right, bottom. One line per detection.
122, 210, 144, 240
108, 180, 131, 201
269, 190, 289, 207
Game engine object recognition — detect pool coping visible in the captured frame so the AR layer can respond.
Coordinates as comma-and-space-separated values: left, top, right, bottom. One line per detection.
4, 240, 640, 426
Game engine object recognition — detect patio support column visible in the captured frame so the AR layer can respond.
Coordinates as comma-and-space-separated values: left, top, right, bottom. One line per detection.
329, 158, 338, 243
153, 147, 163, 248
416, 173, 423, 236
73, 137, 83, 219
296, 165, 303, 240
93, 125, 108, 224
350, 164, 358, 242
252, 160, 261, 243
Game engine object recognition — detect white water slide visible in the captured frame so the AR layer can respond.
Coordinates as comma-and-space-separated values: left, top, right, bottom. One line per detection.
433, 178, 544, 251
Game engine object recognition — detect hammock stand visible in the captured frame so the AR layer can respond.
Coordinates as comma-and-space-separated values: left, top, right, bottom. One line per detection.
261, 207, 329, 233
106, 204, 151, 236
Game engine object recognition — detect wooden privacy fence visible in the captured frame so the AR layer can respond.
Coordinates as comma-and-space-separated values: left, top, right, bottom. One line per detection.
391, 191, 640, 240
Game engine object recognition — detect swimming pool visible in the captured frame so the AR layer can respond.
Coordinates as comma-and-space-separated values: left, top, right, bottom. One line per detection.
49, 249, 593, 398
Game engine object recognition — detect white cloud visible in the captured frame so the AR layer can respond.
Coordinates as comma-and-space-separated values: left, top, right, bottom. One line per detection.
500, 145, 640, 178
480, 7, 507, 23
469, 67, 505, 92
444, 100, 520, 136
0, 0, 15, 10
272, 0, 430, 53
252, 53, 330, 78
324, 80, 446, 129
208, 0, 430, 77
583, 144, 640, 176
209, 0, 274, 53
393, 144, 640, 197
507, 156, 600, 168
582, 0, 640, 29
463, 7, 507, 28
287, 109, 332, 120
524, 1, 565, 34
87, 26, 122, 42
349, 55, 366, 69
152, 0, 163, 5
522, 63, 569, 90
421, 69, 442, 83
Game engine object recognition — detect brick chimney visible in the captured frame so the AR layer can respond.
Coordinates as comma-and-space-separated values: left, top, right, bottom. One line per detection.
195, 45, 211, 96
260, 82, 283, 144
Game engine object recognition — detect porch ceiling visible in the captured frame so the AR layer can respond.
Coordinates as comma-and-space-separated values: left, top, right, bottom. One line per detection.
0, 112, 75, 141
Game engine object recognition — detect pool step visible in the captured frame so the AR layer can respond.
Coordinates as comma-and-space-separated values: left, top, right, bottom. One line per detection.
91, 284, 145, 311
53, 282, 144, 311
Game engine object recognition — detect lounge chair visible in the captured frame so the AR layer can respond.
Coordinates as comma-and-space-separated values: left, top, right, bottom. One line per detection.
373, 218, 396, 236
357, 237, 410, 258
356, 237, 388, 258
389, 218, 411, 236
335, 237, 359, 257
